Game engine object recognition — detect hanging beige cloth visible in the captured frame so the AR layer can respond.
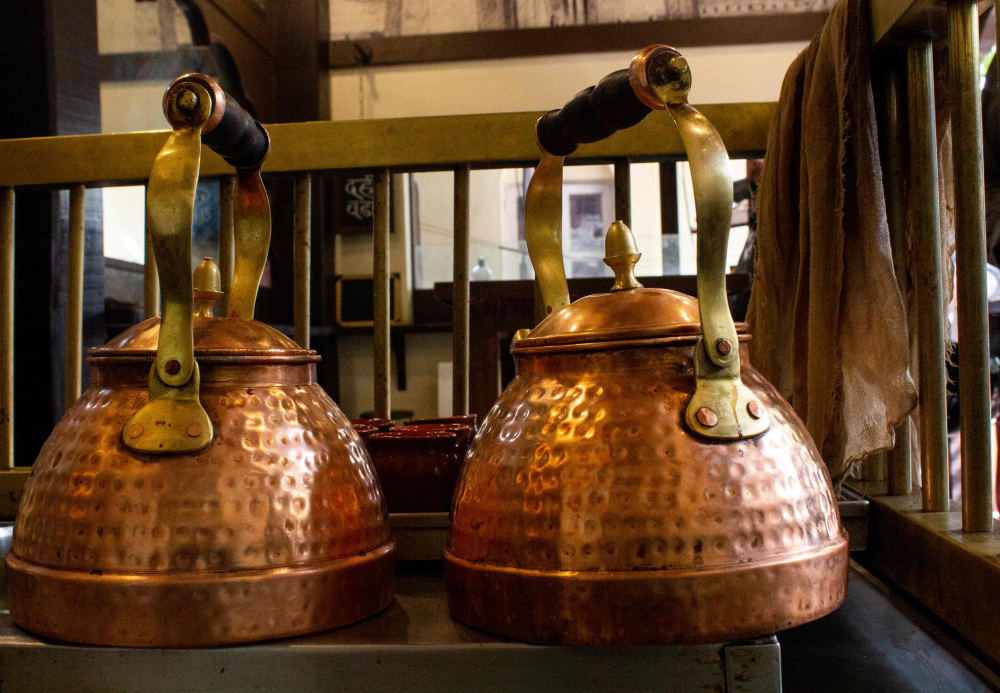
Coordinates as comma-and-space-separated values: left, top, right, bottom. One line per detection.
747, 0, 932, 481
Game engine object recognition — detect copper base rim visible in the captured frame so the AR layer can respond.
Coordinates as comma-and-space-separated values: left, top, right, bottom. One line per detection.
443, 536, 849, 646
7, 541, 396, 648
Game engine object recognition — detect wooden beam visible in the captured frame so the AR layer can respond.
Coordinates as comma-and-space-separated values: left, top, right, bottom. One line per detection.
325, 12, 829, 69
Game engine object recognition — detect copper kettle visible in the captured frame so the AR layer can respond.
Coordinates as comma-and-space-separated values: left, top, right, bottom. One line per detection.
6, 75, 395, 647
444, 46, 848, 645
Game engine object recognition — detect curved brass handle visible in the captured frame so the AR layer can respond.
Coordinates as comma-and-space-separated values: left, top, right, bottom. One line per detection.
525, 45, 768, 440
524, 149, 570, 318
226, 167, 271, 319
166, 74, 272, 320
123, 82, 214, 454
123, 76, 273, 453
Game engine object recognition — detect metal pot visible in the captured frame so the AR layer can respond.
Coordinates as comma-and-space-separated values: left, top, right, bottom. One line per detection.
6, 74, 395, 647
443, 46, 848, 645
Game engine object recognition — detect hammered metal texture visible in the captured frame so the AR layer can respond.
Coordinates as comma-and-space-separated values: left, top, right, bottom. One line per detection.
445, 342, 848, 644
13, 373, 389, 573
8, 322, 395, 646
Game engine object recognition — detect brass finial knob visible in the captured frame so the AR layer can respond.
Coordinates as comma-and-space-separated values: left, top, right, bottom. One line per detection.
193, 257, 223, 317
604, 221, 644, 292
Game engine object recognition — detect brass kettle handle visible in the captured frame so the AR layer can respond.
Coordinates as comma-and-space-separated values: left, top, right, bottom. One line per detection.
524, 45, 768, 440
169, 73, 272, 319
123, 75, 271, 455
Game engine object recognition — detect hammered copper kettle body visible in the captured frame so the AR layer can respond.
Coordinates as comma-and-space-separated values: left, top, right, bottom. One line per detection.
6, 75, 395, 647
443, 46, 848, 646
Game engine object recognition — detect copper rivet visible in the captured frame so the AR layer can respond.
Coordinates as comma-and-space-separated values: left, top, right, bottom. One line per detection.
747, 401, 762, 419
696, 407, 717, 427
127, 424, 143, 438
165, 360, 181, 375
715, 338, 732, 356
187, 423, 203, 438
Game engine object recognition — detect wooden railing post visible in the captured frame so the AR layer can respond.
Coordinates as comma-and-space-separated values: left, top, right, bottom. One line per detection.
65, 184, 85, 409
453, 165, 471, 416
614, 158, 631, 227
294, 173, 312, 349
373, 170, 391, 420
218, 175, 235, 317
1, 187, 13, 469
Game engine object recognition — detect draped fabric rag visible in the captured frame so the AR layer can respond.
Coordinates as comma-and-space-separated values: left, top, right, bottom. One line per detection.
746, 0, 954, 481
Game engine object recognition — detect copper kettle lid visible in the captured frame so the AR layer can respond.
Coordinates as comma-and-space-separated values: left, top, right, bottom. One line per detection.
514, 221, 747, 351
516, 288, 749, 349
92, 317, 316, 362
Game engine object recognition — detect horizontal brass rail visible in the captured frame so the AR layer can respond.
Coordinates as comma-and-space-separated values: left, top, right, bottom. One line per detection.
0, 103, 774, 188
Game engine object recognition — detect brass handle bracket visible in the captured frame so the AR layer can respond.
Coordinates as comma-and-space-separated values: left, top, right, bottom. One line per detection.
123, 81, 214, 454
632, 45, 769, 440
686, 338, 769, 439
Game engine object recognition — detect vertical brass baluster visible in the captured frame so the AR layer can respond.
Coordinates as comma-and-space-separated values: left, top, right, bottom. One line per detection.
144, 186, 160, 320
884, 65, 913, 496
453, 165, 471, 416
0, 188, 13, 469
909, 40, 950, 512
65, 184, 85, 409
862, 452, 887, 481
614, 157, 631, 227
949, 2, 994, 532
374, 169, 391, 420
218, 175, 235, 317
294, 173, 312, 349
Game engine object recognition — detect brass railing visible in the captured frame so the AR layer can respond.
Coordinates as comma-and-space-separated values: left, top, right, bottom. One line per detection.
0, 102, 775, 477
859, 0, 1000, 664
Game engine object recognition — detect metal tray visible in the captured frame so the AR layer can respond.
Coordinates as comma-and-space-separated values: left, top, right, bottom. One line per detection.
0, 564, 780, 693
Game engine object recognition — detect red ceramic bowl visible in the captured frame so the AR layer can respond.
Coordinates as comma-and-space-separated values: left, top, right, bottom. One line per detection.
351, 419, 395, 445
403, 424, 474, 464
366, 429, 461, 513
405, 415, 477, 431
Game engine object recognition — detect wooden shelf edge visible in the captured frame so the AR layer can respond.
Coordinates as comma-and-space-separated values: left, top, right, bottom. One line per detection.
861, 490, 1000, 666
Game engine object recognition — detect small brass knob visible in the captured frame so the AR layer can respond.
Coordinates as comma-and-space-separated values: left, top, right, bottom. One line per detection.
604, 221, 644, 293
193, 257, 224, 317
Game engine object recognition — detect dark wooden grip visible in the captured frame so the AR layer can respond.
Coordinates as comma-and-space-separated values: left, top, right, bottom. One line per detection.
202, 95, 268, 169
536, 69, 651, 156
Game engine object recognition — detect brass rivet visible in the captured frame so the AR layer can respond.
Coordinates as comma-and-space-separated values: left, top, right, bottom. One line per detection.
696, 407, 717, 427
176, 89, 199, 111
165, 360, 181, 375
127, 424, 143, 438
187, 423, 203, 438
716, 338, 732, 356
747, 401, 762, 419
